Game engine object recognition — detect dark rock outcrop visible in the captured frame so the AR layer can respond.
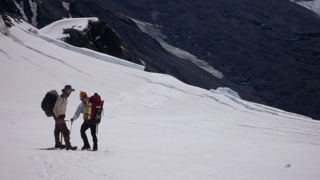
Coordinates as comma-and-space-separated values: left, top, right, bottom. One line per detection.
62, 20, 122, 57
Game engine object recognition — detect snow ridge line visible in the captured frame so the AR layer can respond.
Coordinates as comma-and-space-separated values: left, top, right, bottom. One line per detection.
7, 29, 91, 76
209, 89, 312, 121
28, 26, 145, 71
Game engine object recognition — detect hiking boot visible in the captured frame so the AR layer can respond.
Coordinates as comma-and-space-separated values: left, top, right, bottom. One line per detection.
93, 143, 98, 151
55, 143, 66, 149
81, 145, 91, 150
66, 145, 77, 150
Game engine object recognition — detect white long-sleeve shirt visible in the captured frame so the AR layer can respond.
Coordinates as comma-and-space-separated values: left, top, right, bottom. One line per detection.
72, 102, 86, 121
53, 94, 68, 118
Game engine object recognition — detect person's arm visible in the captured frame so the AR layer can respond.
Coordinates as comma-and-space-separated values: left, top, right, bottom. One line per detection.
71, 103, 84, 121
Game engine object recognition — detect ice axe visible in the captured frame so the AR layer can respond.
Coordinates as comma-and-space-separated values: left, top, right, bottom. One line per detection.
64, 119, 73, 138
69, 119, 73, 136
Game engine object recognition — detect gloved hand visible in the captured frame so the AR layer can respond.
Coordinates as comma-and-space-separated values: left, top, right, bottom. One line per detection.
55, 114, 66, 124
55, 118, 65, 124
57, 114, 66, 119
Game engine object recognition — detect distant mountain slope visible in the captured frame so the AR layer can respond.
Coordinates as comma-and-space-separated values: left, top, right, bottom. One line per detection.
1, 0, 224, 88
98, 0, 320, 120
292, 0, 320, 14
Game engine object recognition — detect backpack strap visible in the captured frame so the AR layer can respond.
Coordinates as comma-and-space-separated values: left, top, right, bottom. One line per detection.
83, 101, 90, 121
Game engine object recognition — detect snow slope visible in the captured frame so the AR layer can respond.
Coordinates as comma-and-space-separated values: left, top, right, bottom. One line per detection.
133, 19, 224, 79
1, 17, 320, 180
292, 0, 320, 15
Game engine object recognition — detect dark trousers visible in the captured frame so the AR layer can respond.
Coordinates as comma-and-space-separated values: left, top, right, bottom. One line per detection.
80, 122, 97, 146
53, 116, 71, 146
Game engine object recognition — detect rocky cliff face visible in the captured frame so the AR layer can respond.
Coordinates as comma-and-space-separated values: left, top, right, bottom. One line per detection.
98, 0, 320, 120
1, 0, 320, 119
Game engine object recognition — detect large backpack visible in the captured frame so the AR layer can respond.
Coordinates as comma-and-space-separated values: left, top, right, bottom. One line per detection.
41, 90, 59, 117
85, 93, 104, 125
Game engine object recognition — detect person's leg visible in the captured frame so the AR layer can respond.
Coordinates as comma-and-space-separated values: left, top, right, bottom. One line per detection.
54, 122, 62, 147
90, 125, 98, 151
80, 122, 91, 149
59, 122, 71, 147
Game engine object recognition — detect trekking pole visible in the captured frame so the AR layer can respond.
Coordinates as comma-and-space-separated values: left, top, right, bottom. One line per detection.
69, 120, 73, 136
60, 133, 63, 150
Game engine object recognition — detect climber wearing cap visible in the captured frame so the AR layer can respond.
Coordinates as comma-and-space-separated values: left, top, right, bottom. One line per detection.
71, 91, 99, 151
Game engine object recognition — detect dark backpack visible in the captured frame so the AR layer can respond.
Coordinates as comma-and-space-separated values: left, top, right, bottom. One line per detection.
41, 90, 59, 117
86, 93, 104, 125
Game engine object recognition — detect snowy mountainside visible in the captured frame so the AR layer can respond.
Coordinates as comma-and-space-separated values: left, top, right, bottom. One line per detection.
0, 17, 320, 180
2, 0, 320, 121
0, 15, 7, 34
292, 0, 320, 14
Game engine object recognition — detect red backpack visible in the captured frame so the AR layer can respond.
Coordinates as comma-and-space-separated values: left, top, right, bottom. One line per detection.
86, 93, 104, 125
